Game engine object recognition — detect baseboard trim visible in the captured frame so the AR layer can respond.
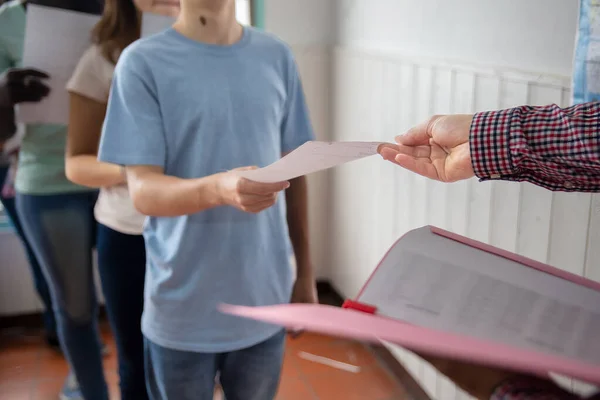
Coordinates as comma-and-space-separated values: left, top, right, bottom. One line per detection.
315, 280, 432, 400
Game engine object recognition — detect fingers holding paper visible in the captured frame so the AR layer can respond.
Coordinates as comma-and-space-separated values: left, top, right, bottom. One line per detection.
378, 114, 476, 183
216, 166, 290, 214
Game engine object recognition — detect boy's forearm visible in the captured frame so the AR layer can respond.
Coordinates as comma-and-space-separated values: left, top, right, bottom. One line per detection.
285, 176, 313, 278
66, 155, 125, 188
128, 169, 223, 217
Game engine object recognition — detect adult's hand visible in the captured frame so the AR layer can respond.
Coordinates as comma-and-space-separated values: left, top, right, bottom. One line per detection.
378, 114, 475, 182
420, 354, 580, 400
419, 354, 515, 399
0, 68, 50, 107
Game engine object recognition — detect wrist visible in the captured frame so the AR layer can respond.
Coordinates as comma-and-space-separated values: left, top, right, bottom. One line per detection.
210, 173, 227, 207
469, 109, 514, 180
193, 174, 226, 212
118, 165, 127, 184
295, 259, 314, 280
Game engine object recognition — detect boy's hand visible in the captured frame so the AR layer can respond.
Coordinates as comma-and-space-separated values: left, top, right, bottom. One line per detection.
291, 274, 318, 304
216, 167, 290, 213
288, 273, 318, 339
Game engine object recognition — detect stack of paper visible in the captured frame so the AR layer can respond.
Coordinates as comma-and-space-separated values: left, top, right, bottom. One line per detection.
221, 226, 600, 385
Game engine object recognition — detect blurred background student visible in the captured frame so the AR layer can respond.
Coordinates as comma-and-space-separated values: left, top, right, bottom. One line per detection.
66, 1, 179, 398
0, 67, 57, 351
0, 1, 110, 399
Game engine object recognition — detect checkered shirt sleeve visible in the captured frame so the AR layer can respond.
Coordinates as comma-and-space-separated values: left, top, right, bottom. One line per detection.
469, 102, 600, 192
490, 376, 600, 400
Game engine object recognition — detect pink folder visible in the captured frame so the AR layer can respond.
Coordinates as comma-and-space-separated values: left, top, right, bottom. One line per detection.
220, 226, 600, 384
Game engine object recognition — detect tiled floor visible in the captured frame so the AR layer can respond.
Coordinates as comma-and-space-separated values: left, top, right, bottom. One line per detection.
0, 323, 407, 400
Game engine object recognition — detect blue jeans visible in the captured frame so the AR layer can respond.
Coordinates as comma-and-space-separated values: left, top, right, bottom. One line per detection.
144, 329, 286, 400
0, 166, 55, 337
16, 191, 108, 400
96, 223, 147, 400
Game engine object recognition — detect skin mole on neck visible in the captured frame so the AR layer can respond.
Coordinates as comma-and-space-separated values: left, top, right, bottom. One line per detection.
199, 15, 207, 25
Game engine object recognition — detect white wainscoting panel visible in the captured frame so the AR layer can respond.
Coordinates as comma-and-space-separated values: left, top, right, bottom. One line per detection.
292, 45, 332, 279
330, 47, 599, 399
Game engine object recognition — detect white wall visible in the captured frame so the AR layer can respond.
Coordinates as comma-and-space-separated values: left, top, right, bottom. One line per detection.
265, 0, 335, 279
265, 0, 337, 45
331, 0, 599, 398
337, 0, 578, 77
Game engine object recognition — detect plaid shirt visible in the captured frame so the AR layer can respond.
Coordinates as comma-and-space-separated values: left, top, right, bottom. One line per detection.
470, 102, 600, 192
471, 102, 600, 398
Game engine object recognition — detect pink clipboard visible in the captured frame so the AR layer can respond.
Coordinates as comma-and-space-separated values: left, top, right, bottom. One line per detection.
220, 226, 600, 384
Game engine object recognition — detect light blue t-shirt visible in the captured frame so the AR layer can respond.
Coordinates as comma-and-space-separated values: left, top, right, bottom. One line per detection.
98, 26, 314, 352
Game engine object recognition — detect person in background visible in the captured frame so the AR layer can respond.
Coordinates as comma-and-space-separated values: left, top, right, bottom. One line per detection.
378, 102, 600, 399
65, 0, 179, 399
98, 0, 318, 398
0, 1, 110, 399
0, 67, 59, 351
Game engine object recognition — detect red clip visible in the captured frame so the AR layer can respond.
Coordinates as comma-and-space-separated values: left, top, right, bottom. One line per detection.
342, 299, 377, 314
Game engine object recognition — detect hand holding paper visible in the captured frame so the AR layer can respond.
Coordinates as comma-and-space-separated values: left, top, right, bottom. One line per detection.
19, 6, 178, 125
0, 68, 50, 107
216, 167, 289, 213
236, 141, 383, 183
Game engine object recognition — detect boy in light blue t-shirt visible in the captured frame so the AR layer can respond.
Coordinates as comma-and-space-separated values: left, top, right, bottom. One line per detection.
98, 0, 317, 399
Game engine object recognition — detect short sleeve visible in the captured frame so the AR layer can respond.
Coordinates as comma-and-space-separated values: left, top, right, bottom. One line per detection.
66, 45, 113, 103
280, 51, 315, 154
98, 48, 166, 168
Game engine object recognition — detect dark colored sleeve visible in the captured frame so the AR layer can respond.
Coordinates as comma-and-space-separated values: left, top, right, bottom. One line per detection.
490, 377, 584, 399
0, 105, 16, 143
469, 102, 600, 192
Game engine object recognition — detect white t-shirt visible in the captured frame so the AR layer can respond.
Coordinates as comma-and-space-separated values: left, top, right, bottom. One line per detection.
66, 45, 146, 235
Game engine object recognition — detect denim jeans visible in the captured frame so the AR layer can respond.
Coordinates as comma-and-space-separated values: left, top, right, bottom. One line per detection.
16, 191, 108, 400
0, 166, 55, 337
144, 329, 286, 400
96, 223, 147, 400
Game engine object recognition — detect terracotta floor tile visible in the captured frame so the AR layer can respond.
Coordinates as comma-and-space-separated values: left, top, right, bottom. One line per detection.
0, 382, 33, 400
286, 332, 351, 351
307, 366, 406, 400
2, 327, 408, 400
276, 377, 316, 400
37, 351, 69, 381
32, 379, 64, 400
106, 369, 121, 400
291, 342, 378, 376
0, 346, 39, 383
102, 345, 118, 372
281, 350, 301, 379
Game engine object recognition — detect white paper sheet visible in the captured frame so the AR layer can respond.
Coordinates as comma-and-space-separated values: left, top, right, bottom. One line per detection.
236, 141, 382, 183
18, 7, 175, 125
359, 226, 600, 365
141, 13, 175, 37
19, 5, 99, 124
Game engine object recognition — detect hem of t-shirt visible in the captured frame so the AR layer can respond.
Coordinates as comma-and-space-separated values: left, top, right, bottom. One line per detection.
282, 137, 313, 155
141, 324, 283, 353
98, 153, 164, 167
94, 214, 144, 236
14, 181, 93, 196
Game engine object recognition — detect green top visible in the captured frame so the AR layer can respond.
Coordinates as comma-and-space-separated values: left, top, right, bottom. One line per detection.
0, 0, 87, 194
